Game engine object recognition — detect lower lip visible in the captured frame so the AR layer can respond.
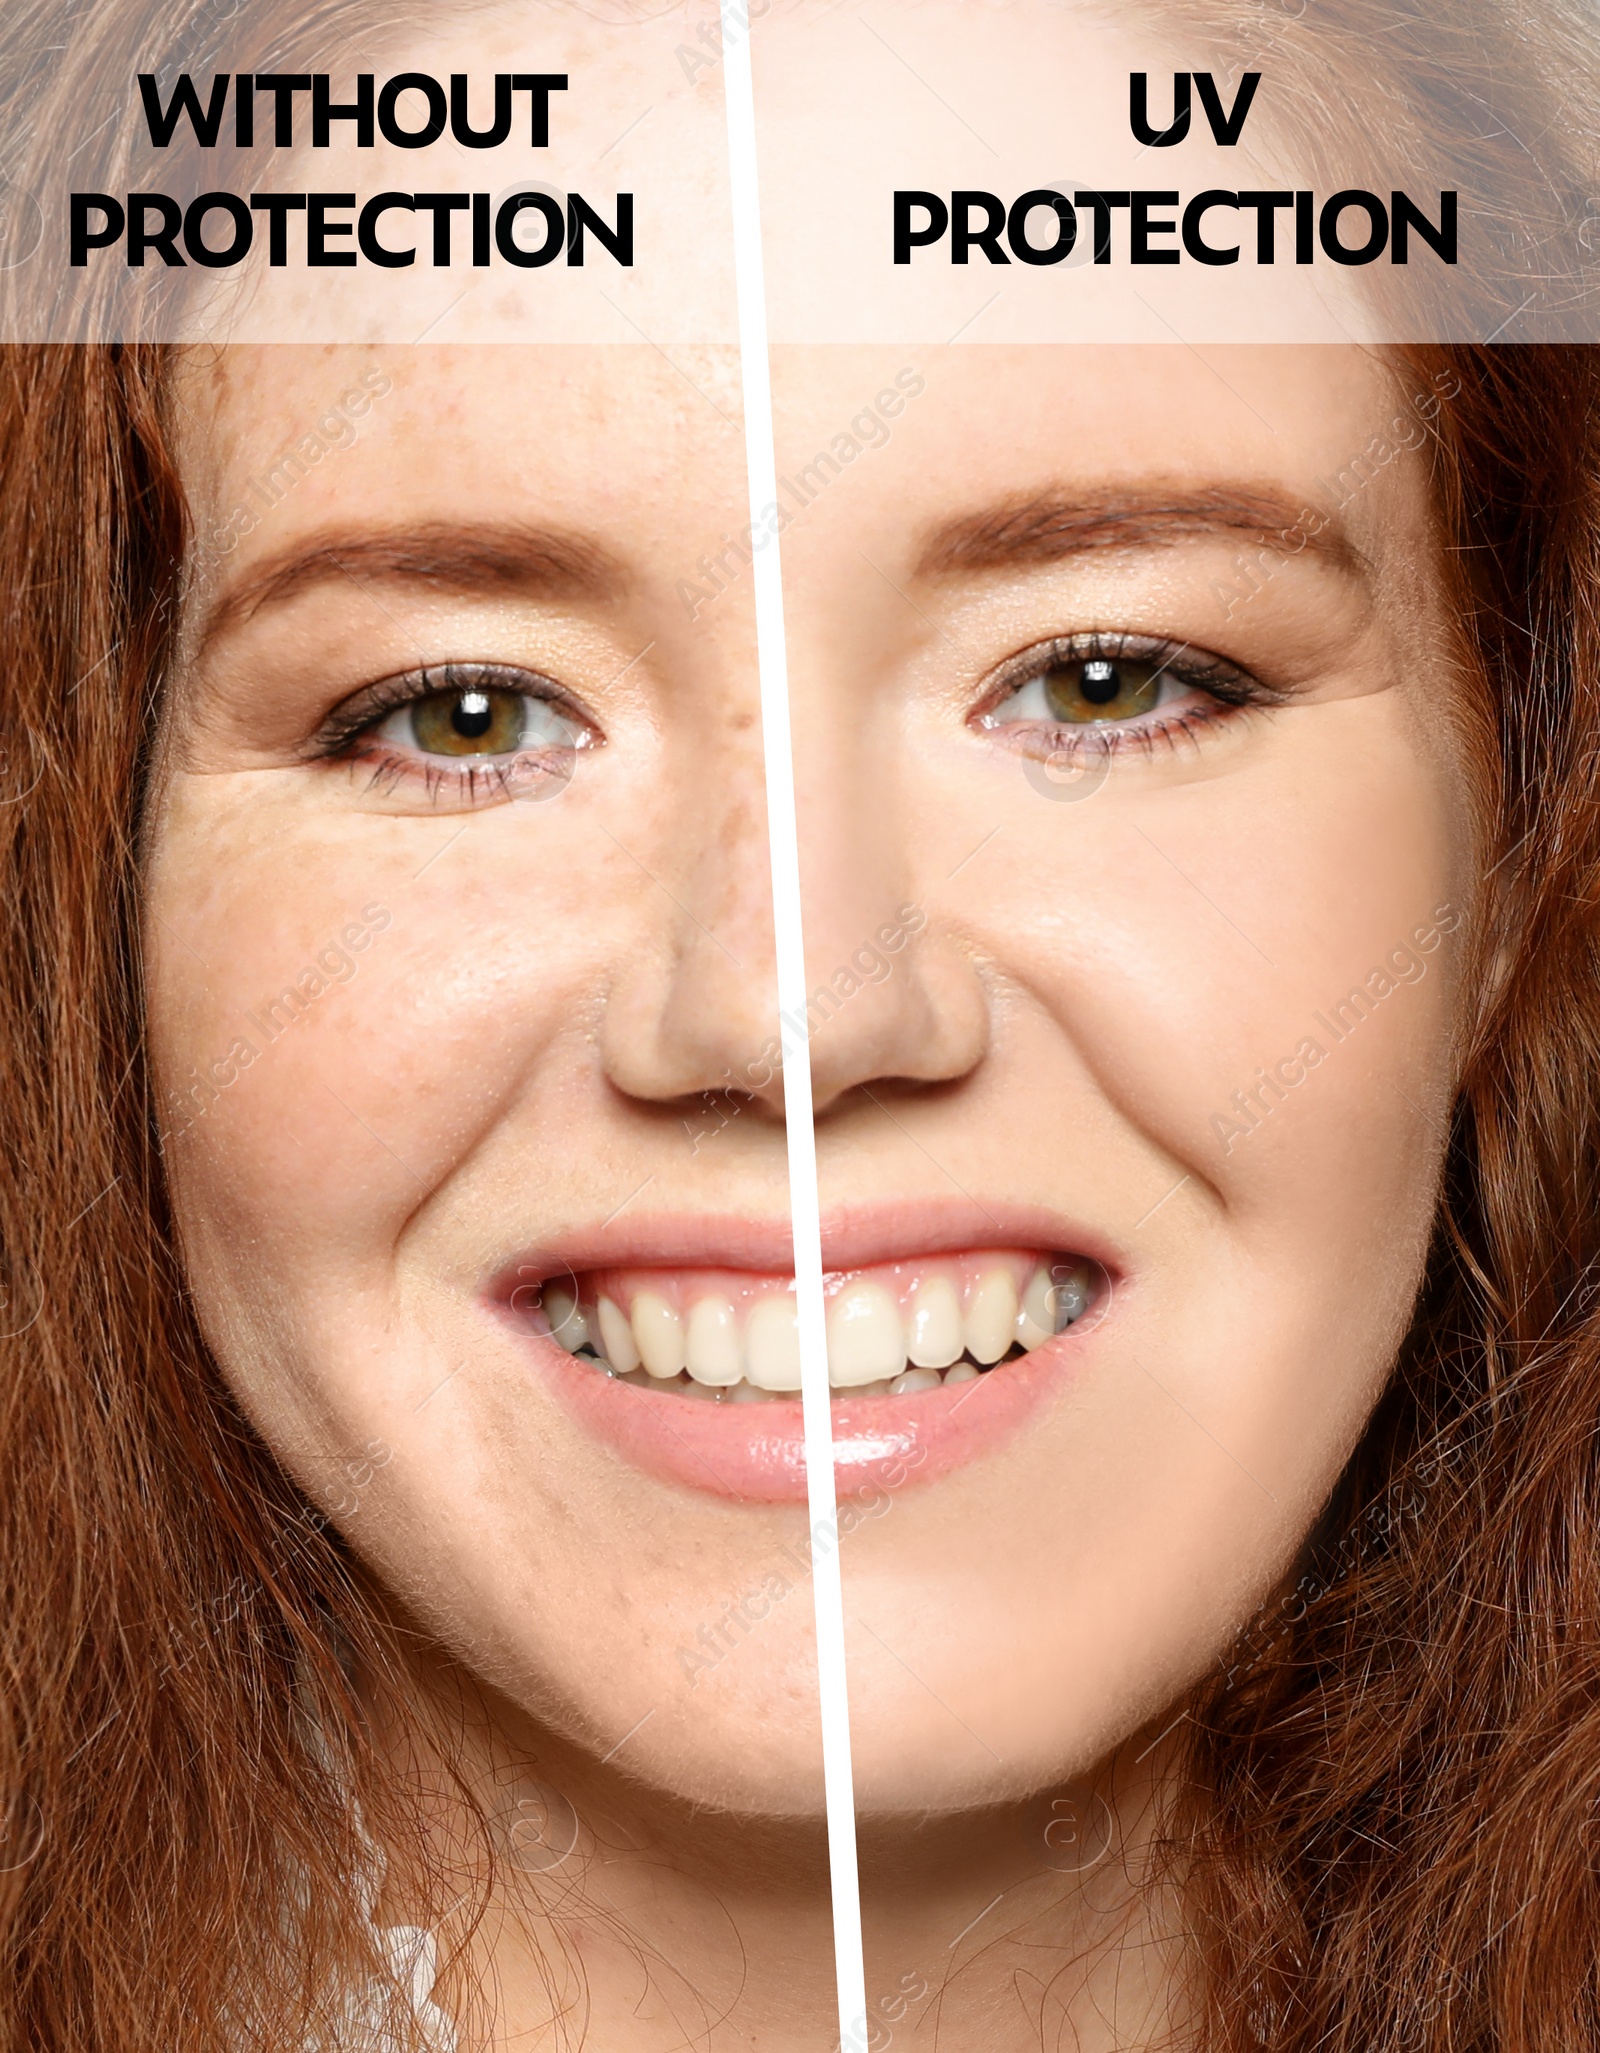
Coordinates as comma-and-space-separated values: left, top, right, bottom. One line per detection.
523, 1326, 1095, 1503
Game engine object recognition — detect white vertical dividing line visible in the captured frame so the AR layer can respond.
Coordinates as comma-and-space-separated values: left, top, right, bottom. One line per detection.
718, 7, 868, 2048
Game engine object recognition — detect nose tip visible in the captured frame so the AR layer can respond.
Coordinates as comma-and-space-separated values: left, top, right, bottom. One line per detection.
801, 931, 990, 1117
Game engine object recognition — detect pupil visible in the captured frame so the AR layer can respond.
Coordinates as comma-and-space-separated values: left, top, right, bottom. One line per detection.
1078, 660, 1121, 706
451, 690, 493, 739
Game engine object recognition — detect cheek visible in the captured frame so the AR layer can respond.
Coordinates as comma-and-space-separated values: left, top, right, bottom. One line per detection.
143, 772, 612, 1393
142, 771, 833, 1812
832, 692, 1471, 1803
963, 692, 1467, 1273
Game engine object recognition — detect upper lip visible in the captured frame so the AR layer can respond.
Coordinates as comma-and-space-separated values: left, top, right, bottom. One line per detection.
484, 1195, 1128, 1295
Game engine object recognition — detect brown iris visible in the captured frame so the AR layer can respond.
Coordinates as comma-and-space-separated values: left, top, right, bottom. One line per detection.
1041, 656, 1165, 724
409, 686, 527, 757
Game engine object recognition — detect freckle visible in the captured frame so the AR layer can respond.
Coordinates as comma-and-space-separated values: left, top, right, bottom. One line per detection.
730, 710, 756, 733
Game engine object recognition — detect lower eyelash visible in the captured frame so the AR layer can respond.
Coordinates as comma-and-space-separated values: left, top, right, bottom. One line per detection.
348, 746, 542, 805
997, 698, 1246, 764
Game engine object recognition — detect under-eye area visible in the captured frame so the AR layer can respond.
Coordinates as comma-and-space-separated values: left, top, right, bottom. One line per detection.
504, 1251, 1103, 1400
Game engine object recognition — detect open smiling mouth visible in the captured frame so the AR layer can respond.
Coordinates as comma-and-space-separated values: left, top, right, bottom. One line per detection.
517, 1249, 1100, 1400
499, 1241, 1112, 1501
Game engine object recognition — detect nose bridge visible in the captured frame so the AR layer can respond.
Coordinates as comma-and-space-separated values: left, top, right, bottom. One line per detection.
598, 713, 784, 1110
795, 741, 989, 1115
799, 756, 905, 991
678, 733, 770, 963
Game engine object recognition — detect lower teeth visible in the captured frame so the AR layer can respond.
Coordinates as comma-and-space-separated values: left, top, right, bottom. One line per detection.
581, 1340, 1029, 1402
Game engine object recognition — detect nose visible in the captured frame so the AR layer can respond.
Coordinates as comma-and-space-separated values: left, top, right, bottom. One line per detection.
596, 713, 790, 1119
793, 747, 989, 1117
600, 704, 989, 1125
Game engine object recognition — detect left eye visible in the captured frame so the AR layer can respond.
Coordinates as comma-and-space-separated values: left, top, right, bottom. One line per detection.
377, 685, 580, 758
986, 652, 1182, 727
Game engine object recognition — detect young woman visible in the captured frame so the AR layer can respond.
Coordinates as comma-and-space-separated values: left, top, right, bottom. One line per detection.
4, 5, 1600, 2052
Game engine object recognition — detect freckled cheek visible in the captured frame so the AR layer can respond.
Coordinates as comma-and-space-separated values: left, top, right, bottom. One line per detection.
145, 828, 575, 1279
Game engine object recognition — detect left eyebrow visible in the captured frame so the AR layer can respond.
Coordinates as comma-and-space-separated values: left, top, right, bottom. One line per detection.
914, 484, 1369, 581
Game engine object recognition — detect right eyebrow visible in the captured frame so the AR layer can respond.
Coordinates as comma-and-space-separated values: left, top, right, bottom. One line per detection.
914, 484, 1370, 582
196, 520, 626, 654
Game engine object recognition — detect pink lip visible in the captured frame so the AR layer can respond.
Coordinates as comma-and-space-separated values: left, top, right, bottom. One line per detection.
487, 1199, 1121, 1504
542, 1326, 1100, 1501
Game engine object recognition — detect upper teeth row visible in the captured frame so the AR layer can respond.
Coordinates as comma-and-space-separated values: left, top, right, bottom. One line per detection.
541, 1264, 1089, 1393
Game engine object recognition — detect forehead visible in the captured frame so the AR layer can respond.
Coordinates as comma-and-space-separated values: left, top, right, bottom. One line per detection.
178, 342, 1423, 563
173, 0, 1379, 351
176, 343, 744, 509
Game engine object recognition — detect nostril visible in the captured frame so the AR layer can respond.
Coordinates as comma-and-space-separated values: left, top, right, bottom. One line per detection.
815, 1072, 964, 1121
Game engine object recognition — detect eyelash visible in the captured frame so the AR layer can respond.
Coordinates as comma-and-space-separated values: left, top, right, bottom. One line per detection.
310, 635, 1265, 804
312, 662, 594, 803
974, 632, 1278, 760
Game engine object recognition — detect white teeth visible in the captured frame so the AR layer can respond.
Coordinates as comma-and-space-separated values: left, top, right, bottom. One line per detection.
574, 1256, 1093, 1398
889, 1367, 942, 1395
827, 1279, 907, 1387
906, 1274, 963, 1368
745, 1294, 803, 1391
965, 1270, 1019, 1365
1016, 1265, 1057, 1351
631, 1289, 686, 1379
684, 1294, 743, 1387
596, 1295, 641, 1374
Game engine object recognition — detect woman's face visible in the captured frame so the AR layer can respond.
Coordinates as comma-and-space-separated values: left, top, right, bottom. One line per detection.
146, 339, 1472, 1816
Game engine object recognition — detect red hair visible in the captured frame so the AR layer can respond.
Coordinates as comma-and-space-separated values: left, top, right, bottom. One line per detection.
2, 2, 1600, 2047
1166, 343, 1600, 2050
0, 343, 478, 2046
